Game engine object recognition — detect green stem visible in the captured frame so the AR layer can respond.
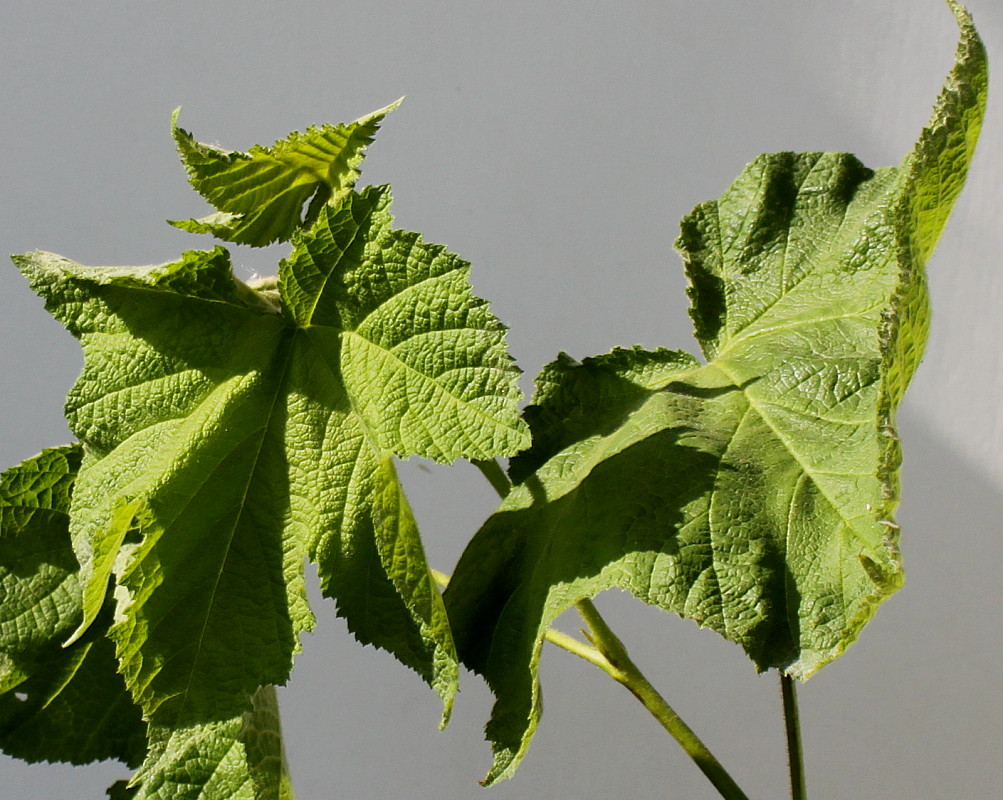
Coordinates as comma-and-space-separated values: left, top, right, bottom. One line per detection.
471, 458, 512, 498
781, 673, 807, 800
576, 598, 750, 800
464, 458, 750, 799
432, 568, 609, 670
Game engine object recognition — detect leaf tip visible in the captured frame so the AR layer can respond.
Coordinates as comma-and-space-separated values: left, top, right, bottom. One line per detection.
61, 622, 88, 649
438, 700, 453, 731
364, 96, 405, 123
170, 106, 188, 146
946, 0, 972, 25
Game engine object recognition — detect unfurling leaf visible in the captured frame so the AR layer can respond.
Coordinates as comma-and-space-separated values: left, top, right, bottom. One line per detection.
170, 100, 401, 246
445, 4, 986, 784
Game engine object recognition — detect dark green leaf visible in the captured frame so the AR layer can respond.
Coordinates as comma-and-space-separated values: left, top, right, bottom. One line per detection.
0, 446, 146, 767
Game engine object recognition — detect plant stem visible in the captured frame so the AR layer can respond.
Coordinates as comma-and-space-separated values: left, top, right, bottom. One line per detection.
435, 569, 746, 797
462, 458, 750, 799
576, 598, 750, 800
781, 673, 806, 800
471, 458, 512, 498
431, 568, 610, 670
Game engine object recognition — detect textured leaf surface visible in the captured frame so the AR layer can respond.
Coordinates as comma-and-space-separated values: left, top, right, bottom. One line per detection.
13, 185, 527, 730
445, 5, 986, 784
171, 100, 401, 246
0, 446, 146, 766
131, 686, 291, 800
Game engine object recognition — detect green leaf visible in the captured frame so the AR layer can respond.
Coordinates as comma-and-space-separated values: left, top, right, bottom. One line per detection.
107, 781, 139, 800
0, 446, 82, 689
0, 606, 148, 767
130, 686, 291, 800
170, 100, 402, 246
0, 446, 146, 767
445, 4, 986, 784
13, 184, 527, 730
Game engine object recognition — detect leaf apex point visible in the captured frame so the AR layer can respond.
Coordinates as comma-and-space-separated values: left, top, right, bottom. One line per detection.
61, 624, 87, 649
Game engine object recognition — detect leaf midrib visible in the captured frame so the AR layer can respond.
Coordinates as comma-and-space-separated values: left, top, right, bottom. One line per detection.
170, 353, 293, 726
712, 356, 880, 549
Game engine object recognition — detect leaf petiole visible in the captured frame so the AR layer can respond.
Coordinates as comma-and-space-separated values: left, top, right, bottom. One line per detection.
781, 673, 807, 800
575, 598, 751, 800
432, 569, 608, 668
459, 459, 750, 799
471, 458, 512, 499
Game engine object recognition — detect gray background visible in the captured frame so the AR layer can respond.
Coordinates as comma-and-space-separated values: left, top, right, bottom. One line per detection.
2, 1, 1000, 797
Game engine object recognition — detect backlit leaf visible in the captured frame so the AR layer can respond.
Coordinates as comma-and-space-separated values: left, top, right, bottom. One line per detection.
444, 4, 987, 783
170, 100, 401, 246
13, 184, 528, 732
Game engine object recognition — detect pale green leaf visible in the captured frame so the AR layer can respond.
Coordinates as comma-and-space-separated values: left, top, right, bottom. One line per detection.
445, 4, 986, 783
170, 100, 401, 246
13, 185, 527, 730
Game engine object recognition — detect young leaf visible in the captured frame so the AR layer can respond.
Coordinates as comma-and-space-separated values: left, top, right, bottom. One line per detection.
444, 3, 987, 784
170, 100, 401, 246
13, 185, 528, 729
0, 446, 146, 767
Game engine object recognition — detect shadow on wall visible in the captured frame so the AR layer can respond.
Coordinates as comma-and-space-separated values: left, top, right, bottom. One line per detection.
801, 405, 1003, 799
0, 407, 1000, 800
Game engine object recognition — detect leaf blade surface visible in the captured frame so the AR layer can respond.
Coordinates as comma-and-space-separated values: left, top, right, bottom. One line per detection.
170, 100, 401, 246
14, 186, 527, 729
0, 446, 146, 767
445, 6, 987, 783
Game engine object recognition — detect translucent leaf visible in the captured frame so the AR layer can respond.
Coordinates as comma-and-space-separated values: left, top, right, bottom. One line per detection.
13, 186, 528, 729
130, 686, 290, 800
170, 100, 401, 246
444, 4, 987, 784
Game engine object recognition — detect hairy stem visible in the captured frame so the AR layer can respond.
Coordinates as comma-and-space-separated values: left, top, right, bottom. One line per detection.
781, 673, 806, 800
576, 598, 750, 800
462, 458, 750, 800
